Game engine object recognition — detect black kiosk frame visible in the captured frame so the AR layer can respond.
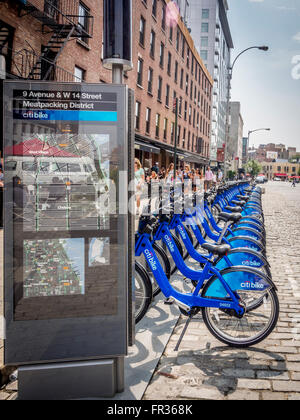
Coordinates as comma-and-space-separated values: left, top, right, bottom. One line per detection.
3, 81, 132, 399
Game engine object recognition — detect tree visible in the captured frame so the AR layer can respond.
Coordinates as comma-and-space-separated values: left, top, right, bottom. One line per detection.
244, 160, 262, 178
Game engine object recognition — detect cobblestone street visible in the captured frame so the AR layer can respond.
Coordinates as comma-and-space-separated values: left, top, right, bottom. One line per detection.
143, 181, 300, 400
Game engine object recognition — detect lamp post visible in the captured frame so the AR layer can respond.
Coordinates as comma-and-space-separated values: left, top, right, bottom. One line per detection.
224, 46, 269, 178
248, 128, 271, 153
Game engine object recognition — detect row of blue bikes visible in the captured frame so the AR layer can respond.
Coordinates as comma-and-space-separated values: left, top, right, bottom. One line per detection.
135, 180, 279, 349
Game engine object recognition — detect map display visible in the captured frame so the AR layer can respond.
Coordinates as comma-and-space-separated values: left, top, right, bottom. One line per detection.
24, 238, 85, 298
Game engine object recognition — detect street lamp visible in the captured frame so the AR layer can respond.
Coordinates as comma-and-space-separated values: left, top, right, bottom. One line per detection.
224, 46, 269, 178
248, 128, 271, 149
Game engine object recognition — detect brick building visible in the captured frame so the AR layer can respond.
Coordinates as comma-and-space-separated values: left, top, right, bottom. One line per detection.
0, 0, 212, 172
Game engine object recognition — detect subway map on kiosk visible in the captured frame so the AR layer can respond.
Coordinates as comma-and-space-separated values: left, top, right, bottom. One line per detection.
23, 238, 85, 298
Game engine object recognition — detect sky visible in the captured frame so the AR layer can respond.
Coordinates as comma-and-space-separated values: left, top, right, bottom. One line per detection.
227, 0, 300, 149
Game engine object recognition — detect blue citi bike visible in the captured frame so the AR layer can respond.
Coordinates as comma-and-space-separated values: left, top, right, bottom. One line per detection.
134, 182, 279, 348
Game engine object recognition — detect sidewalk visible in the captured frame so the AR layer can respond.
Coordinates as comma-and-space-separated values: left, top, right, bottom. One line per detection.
143, 182, 300, 400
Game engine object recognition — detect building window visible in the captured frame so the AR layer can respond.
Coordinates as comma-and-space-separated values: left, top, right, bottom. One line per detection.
169, 25, 173, 42
190, 80, 193, 100
74, 65, 85, 82
139, 16, 146, 46
176, 29, 180, 51
184, 101, 187, 121
165, 84, 170, 107
155, 113, 160, 137
158, 76, 162, 101
185, 74, 189, 95
200, 50, 208, 61
152, 0, 157, 17
159, 42, 164, 67
137, 58, 144, 86
163, 118, 168, 140
167, 52, 172, 75
147, 67, 153, 93
187, 48, 190, 68
201, 36, 209, 47
202, 9, 209, 19
78, 2, 90, 41
161, 4, 166, 30
150, 30, 156, 58
187, 131, 191, 150
180, 69, 184, 89
179, 97, 182, 116
181, 37, 185, 59
189, 105, 192, 124
135, 101, 141, 130
201, 23, 209, 33
146, 107, 151, 134
174, 61, 178, 83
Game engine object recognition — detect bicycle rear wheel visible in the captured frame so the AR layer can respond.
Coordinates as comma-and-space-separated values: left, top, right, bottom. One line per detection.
201, 270, 279, 347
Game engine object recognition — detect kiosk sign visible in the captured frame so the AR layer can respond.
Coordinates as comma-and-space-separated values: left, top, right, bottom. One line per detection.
3, 82, 129, 366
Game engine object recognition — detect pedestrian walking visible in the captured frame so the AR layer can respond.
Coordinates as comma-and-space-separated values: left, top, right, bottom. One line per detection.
292, 178, 296, 188
151, 162, 159, 174
204, 166, 213, 191
134, 158, 145, 215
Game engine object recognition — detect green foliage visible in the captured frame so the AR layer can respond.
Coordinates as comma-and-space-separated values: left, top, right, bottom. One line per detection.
244, 160, 262, 177
228, 170, 236, 180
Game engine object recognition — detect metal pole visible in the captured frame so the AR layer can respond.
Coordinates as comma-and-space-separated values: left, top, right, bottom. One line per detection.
224, 68, 232, 179
112, 64, 123, 84
173, 97, 178, 188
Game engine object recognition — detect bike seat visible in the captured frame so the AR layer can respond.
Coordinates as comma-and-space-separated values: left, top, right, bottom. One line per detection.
225, 205, 243, 213
201, 242, 231, 256
237, 195, 249, 201
231, 200, 246, 206
219, 212, 243, 223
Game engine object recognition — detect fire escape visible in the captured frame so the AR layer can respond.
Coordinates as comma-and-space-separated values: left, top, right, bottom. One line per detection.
16, 0, 94, 80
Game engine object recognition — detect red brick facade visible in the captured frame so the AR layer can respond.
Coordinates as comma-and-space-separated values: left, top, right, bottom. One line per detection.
0, 0, 212, 169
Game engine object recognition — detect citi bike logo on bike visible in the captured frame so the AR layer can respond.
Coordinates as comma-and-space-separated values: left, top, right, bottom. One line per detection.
177, 226, 186, 240
164, 235, 175, 253
240, 280, 264, 290
242, 259, 261, 267
145, 249, 157, 271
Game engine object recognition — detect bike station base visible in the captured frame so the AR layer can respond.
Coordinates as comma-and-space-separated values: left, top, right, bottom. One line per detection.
18, 357, 124, 400
108, 293, 181, 400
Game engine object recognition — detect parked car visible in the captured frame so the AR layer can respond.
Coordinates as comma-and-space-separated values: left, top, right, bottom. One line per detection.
273, 177, 281, 181
255, 176, 265, 184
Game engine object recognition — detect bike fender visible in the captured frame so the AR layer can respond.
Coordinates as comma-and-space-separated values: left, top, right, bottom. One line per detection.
204, 266, 277, 298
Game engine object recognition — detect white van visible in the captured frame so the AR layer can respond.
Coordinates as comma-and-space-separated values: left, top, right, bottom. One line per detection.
5, 155, 109, 194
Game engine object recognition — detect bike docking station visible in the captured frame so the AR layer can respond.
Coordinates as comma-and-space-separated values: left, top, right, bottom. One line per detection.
2, 1, 135, 400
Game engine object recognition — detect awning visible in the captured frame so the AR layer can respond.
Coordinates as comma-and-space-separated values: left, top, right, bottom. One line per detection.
184, 152, 208, 165
134, 140, 160, 154
274, 173, 288, 177
166, 150, 185, 160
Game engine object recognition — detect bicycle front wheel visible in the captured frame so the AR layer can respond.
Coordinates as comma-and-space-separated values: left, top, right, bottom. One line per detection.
135, 262, 153, 324
201, 271, 279, 347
